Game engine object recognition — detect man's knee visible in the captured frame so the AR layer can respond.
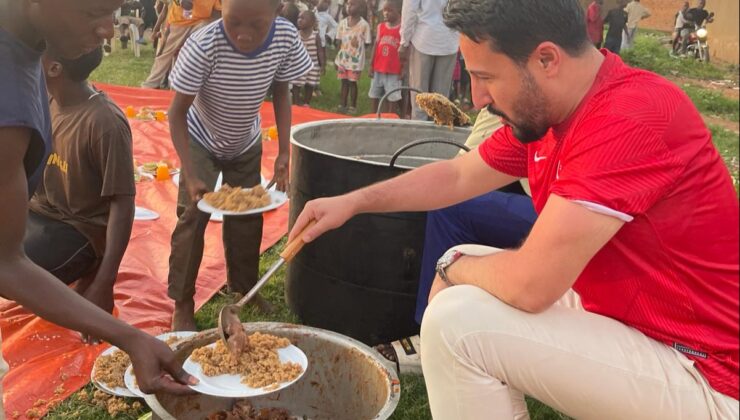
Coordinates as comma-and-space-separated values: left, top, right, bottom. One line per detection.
421, 285, 511, 347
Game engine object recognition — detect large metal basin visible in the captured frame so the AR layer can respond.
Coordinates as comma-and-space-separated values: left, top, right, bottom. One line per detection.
145, 323, 400, 420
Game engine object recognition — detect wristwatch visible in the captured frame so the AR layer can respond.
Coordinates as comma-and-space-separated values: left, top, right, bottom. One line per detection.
436, 249, 464, 286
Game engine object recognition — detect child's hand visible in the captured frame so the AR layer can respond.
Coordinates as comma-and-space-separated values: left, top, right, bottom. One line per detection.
186, 175, 209, 203
368, 69, 374, 79
272, 153, 290, 192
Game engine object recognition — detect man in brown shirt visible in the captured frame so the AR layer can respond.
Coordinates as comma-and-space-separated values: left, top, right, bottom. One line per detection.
25, 47, 136, 324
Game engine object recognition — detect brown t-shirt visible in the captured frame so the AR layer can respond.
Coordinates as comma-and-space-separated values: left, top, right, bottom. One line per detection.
29, 91, 136, 257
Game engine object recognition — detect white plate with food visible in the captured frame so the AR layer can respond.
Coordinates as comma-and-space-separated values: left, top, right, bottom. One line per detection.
183, 341, 308, 398
91, 346, 136, 398
122, 331, 199, 397
123, 364, 148, 398
197, 188, 287, 217
155, 331, 199, 347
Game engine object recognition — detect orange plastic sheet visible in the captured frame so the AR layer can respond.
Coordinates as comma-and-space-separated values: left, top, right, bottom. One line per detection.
0, 83, 348, 419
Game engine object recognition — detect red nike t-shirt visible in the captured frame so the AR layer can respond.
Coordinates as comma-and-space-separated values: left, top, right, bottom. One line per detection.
479, 51, 739, 399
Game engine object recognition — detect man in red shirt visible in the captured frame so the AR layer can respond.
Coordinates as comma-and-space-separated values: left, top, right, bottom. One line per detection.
288, 0, 739, 418
586, 0, 604, 48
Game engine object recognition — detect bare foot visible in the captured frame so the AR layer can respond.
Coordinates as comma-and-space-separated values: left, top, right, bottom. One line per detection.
172, 299, 197, 331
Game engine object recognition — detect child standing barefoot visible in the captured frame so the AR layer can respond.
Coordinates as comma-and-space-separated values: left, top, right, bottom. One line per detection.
292, 11, 325, 106
334, 0, 371, 114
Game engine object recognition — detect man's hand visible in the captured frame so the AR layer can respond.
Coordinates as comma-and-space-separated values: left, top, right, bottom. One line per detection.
272, 152, 290, 192
288, 195, 357, 244
125, 333, 198, 395
428, 274, 451, 303
398, 44, 409, 65
186, 174, 208, 202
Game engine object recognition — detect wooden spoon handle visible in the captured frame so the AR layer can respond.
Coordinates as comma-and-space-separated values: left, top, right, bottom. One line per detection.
280, 220, 317, 261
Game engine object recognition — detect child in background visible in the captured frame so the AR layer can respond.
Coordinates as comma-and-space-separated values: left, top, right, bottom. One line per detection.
281, 2, 301, 27
293, 10, 325, 106
166, 0, 312, 330
316, 0, 338, 49
334, 0, 371, 114
368, 0, 402, 116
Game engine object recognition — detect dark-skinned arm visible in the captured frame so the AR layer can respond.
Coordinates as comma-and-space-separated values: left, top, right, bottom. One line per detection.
0, 126, 195, 395
83, 194, 135, 316
169, 92, 207, 201
316, 32, 326, 75
271, 81, 292, 192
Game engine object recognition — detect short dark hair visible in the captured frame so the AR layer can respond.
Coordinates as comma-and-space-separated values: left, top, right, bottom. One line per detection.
444, 0, 590, 64
53, 47, 104, 82
384, 0, 402, 12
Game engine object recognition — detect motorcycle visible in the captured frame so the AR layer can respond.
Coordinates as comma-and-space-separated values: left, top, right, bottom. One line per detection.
673, 23, 711, 63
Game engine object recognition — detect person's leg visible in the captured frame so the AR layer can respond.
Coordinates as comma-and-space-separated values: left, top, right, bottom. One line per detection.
415, 191, 536, 324
368, 73, 384, 113
141, 24, 192, 89
680, 28, 691, 54
167, 138, 221, 330
220, 143, 271, 313
409, 45, 435, 120
24, 211, 98, 285
429, 52, 457, 102
303, 85, 314, 106
348, 80, 358, 110
422, 264, 740, 420
339, 78, 349, 110
292, 84, 302, 105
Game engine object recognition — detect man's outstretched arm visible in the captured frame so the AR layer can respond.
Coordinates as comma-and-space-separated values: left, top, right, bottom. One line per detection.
0, 126, 195, 395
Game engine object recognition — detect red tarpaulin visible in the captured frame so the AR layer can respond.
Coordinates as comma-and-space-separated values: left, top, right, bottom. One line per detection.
0, 83, 348, 419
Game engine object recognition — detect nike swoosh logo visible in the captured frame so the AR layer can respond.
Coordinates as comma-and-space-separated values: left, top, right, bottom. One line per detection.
534, 151, 547, 162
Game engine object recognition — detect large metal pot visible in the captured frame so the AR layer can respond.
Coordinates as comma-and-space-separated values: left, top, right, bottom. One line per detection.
287, 119, 470, 345
145, 323, 400, 419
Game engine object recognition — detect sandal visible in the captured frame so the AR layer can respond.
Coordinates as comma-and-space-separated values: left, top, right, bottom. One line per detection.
374, 335, 423, 375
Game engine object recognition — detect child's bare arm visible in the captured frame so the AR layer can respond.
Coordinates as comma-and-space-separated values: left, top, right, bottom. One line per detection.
316, 32, 326, 73
271, 81, 292, 192
169, 92, 206, 201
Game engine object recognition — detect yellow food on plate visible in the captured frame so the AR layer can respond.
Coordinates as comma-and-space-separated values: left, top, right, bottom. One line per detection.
191, 332, 303, 389
203, 184, 271, 212
93, 349, 130, 389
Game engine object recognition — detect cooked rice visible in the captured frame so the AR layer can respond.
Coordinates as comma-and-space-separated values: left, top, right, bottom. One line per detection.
416, 92, 471, 128
203, 184, 271, 212
207, 400, 293, 420
191, 332, 303, 389
93, 349, 130, 389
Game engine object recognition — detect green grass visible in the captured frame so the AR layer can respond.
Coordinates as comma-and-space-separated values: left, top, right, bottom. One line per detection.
682, 84, 740, 122
54, 34, 738, 419
621, 34, 737, 81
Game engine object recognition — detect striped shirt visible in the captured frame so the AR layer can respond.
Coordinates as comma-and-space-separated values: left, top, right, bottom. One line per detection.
170, 17, 312, 159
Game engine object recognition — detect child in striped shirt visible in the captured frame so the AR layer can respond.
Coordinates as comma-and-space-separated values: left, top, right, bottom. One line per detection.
292, 10, 326, 106
167, 0, 312, 330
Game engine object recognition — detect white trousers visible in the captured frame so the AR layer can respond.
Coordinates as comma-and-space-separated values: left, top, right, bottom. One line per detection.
420, 245, 739, 420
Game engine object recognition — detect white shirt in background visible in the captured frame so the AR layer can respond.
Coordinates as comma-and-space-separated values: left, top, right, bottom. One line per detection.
400, 0, 458, 56
317, 10, 338, 47
624, 1, 651, 29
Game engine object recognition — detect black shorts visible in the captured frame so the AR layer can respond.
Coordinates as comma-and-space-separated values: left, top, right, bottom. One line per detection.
24, 211, 98, 284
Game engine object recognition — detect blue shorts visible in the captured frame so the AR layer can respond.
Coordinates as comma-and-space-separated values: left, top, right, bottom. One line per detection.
369, 72, 402, 102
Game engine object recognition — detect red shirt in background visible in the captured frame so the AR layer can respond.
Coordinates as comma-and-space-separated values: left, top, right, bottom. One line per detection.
479, 51, 739, 399
586, 1, 604, 44
372, 22, 402, 75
